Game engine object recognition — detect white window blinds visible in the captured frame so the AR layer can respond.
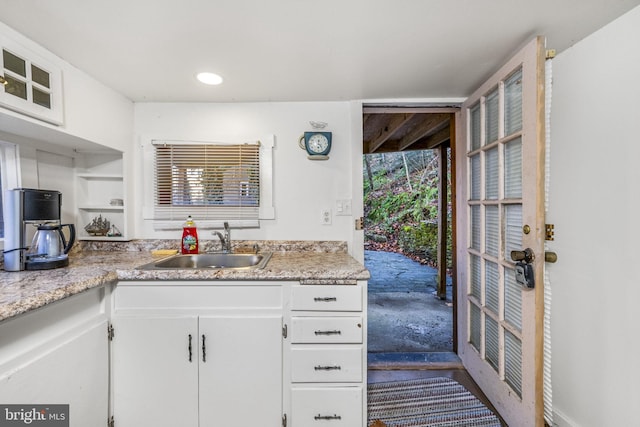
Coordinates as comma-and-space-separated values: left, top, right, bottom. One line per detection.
153, 141, 261, 225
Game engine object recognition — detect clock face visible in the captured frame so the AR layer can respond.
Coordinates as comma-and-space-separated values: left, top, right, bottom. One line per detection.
308, 133, 329, 154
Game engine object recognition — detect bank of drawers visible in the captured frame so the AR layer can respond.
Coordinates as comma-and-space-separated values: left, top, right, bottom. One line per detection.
289, 284, 365, 426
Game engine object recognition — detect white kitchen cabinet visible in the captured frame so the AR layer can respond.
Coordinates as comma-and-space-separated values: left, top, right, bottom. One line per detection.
111, 282, 284, 427
110, 316, 199, 427
0, 32, 64, 125
199, 315, 283, 426
0, 287, 109, 427
288, 282, 367, 427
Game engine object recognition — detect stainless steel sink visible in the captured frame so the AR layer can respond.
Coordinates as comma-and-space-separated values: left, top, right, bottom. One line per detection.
137, 252, 272, 270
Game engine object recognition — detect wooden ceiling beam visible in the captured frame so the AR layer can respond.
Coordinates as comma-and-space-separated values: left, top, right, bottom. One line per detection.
410, 124, 452, 150
396, 113, 451, 151
365, 113, 415, 153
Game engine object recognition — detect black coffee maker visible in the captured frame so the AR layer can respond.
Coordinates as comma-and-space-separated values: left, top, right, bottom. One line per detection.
3, 188, 75, 271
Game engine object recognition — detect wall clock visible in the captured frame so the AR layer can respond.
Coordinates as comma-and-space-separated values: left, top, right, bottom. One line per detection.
299, 131, 332, 160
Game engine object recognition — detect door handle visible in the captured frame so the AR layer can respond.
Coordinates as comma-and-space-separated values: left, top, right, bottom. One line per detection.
510, 248, 535, 263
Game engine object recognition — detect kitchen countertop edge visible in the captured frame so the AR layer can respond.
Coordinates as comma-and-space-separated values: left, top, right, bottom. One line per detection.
0, 242, 369, 323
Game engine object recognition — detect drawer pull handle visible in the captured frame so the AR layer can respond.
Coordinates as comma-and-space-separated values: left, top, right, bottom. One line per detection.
315, 330, 342, 336
188, 334, 193, 362
314, 365, 341, 371
314, 414, 342, 421
314, 297, 337, 302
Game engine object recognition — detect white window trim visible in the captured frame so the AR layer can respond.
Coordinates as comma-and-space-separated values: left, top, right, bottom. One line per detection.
141, 135, 275, 230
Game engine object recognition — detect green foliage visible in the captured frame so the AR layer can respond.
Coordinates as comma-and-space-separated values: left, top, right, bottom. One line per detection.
365, 184, 439, 231
363, 169, 390, 194
363, 149, 452, 269
398, 223, 438, 259
397, 221, 453, 267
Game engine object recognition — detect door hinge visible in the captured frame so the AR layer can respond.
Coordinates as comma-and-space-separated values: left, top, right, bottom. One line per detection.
107, 324, 115, 341
545, 224, 555, 241
355, 217, 364, 230
282, 413, 287, 427
282, 324, 288, 339
107, 415, 114, 427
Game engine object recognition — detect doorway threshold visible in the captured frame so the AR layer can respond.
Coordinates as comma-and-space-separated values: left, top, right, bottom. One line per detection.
368, 352, 462, 370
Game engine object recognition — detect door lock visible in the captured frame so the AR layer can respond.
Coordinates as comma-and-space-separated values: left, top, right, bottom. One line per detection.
511, 248, 535, 289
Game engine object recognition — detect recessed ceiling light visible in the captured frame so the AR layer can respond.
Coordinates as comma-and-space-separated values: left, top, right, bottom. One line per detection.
196, 72, 223, 85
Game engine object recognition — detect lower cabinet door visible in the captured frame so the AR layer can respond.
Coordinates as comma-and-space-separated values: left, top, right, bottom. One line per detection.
198, 315, 283, 427
111, 316, 199, 427
0, 319, 109, 427
291, 387, 363, 427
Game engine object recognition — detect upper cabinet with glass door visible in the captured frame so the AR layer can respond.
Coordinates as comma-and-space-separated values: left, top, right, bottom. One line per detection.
0, 34, 63, 125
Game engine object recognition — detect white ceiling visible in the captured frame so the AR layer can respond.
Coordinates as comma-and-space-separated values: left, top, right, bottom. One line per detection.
0, 0, 638, 103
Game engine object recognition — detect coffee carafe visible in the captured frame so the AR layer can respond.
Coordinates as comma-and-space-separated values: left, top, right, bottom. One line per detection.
25, 223, 75, 270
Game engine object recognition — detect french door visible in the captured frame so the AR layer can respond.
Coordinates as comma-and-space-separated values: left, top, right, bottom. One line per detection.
456, 36, 546, 427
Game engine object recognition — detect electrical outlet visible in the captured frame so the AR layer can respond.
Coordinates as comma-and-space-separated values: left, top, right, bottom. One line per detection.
321, 208, 332, 225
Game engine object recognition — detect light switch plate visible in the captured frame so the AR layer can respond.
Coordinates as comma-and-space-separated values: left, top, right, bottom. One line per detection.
336, 199, 352, 216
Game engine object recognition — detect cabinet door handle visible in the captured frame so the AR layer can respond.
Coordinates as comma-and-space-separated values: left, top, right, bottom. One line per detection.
314, 297, 337, 302
188, 334, 193, 362
314, 365, 341, 371
202, 334, 206, 363
314, 414, 342, 421
314, 330, 342, 335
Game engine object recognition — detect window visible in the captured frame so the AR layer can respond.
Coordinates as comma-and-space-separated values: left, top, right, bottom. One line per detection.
150, 137, 274, 228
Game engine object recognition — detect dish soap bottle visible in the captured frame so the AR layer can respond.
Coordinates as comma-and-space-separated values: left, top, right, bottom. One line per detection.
181, 216, 199, 254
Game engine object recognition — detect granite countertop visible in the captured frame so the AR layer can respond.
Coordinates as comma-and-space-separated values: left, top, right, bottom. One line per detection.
0, 240, 369, 323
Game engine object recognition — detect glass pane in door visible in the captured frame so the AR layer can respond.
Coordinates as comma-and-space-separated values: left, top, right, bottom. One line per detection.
505, 69, 523, 136
485, 89, 499, 144
485, 261, 499, 313
470, 254, 481, 299
471, 155, 481, 200
485, 205, 499, 257
505, 137, 522, 198
485, 316, 500, 371
504, 204, 523, 258
485, 148, 499, 200
470, 103, 481, 150
505, 331, 523, 397
470, 303, 482, 351
505, 268, 523, 331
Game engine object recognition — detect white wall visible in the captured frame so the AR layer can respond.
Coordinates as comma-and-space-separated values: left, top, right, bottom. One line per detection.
134, 102, 360, 253
548, 5, 640, 426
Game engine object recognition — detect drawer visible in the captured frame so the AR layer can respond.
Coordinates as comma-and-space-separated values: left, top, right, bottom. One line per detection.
291, 317, 363, 344
291, 286, 362, 311
291, 346, 362, 383
291, 386, 363, 427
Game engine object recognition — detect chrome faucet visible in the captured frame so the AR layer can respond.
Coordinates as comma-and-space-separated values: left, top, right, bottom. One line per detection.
212, 222, 231, 253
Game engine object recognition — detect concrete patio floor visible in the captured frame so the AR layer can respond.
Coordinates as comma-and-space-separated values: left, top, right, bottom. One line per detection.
365, 250, 454, 353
